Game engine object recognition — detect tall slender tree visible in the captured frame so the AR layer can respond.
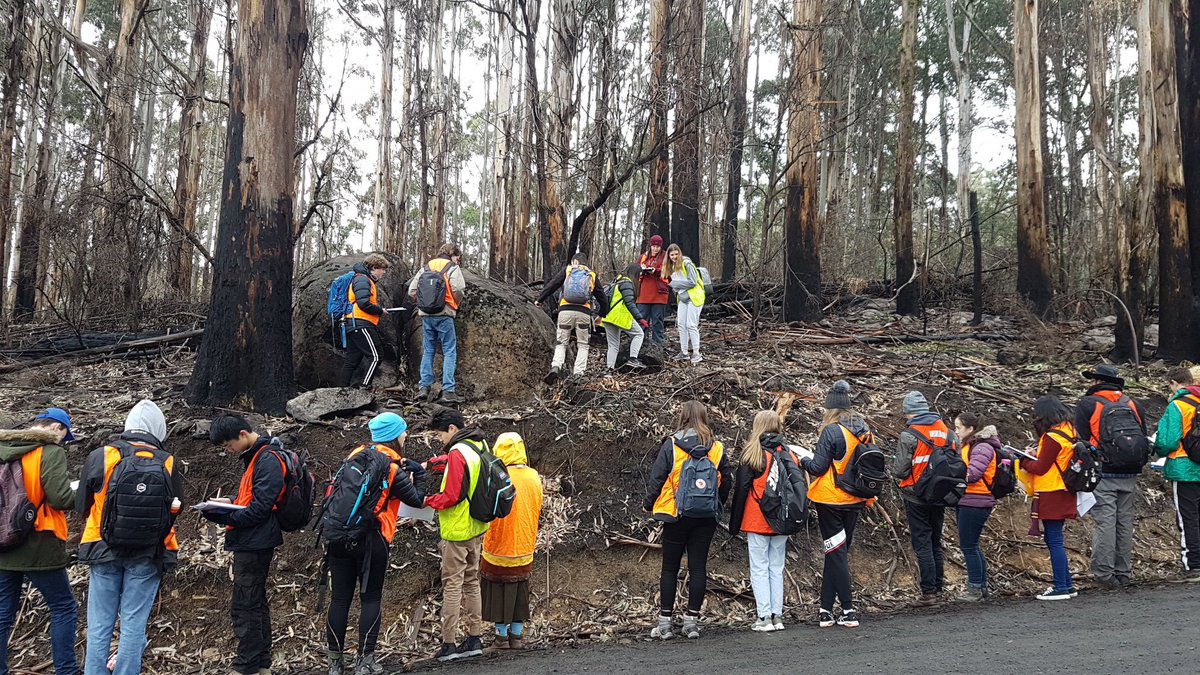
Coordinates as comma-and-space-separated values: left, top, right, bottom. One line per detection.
1012, 0, 1053, 316
670, 0, 702, 261
893, 0, 920, 315
643, 0, 671, 242
721, 0, 751, 281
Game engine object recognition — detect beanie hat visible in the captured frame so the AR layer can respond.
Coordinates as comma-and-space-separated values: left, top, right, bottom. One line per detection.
369, 412, 408, 443
902, 391, 931, 416
649, 235, 664, 247
825, 380, 853, 409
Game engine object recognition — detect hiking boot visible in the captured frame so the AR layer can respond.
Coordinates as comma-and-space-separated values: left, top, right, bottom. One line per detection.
1185, 569, 1200, 582
326, 651, 345, 675
690, 352, 703, 364
911, 593, 940, 607
959, 587, 985, 602
1036, 587, 1074, 601
751, 616, 774, 632
544, 366, 564, 384
650, 615, 674, 640
772, 614, 784, 631
626, 358, 646, 370
456, 636, 484, 659
434, 643, 460, 662
680, 615, 700, 639
353, 653, 382, 675
508, 635, 525, 650
416, 386, 430, 401
671, 352, 690, 361
836, 609, 859, 628
818, 610, 836, 628
437, 390, 462, 405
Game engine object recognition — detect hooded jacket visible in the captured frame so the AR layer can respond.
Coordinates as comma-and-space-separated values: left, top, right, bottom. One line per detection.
729, 433, 794, 536
0, 429, 75, 572
202, 436, 286, 552
483, 433, 543, 578
406, 256, 467, 318
644, 429, 733, 521
801, 414, 872, 508
1154, 385, 1200, 482
893, 412, 959, 504
960, 425, 1000, 509
425, 428, 491, 542
1074, 383, 1147, 477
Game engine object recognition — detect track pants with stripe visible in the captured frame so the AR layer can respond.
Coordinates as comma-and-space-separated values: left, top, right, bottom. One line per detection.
340, 324, 382, 387
1173, 481, 1200, 571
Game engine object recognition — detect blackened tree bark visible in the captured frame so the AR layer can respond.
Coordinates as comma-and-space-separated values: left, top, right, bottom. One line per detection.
1174, 0, 1200, 306
1013, 0, 1053, 317
721, 0, 751, 281
782, 0, 823, 323
643, 0, 671, 243
670, 0, 702, 261
893, 0, 920, 315
186, 0, 309, 413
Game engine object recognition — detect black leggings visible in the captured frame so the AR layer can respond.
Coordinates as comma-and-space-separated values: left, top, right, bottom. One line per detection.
658, 516, 717, 615
815, 503, 860, 612
325, 533, 389, 654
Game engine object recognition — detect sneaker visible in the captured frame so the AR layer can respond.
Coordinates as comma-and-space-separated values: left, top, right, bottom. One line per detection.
326, 650, 345, 675
818, 610, 836, 628
434, 643, 459, 662
836, 610, 859, 628
690, 353, 703, 364
416, 386, 430, 401
353, 653, 383, 675
437, 390, 462, 405
751, 616, 774, 632
1185, 569, 1200, 582
671, 352, 690, 361
650, 615, 674, 640
959, 587, 985, 602
544, 366, 563, 384
456, 636, 484, 659
680, 615, 700, 639
626, 358, 646, 370
1068, 587, 1079, 598
772, 614, 785, 631
1036, 587, 1074, 601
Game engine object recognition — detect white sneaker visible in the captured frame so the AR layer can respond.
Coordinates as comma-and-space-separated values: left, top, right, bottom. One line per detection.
751, 617, 774, 632
690, 353, 703, 364
772, 614, 785, 631
650, 616, 674, 640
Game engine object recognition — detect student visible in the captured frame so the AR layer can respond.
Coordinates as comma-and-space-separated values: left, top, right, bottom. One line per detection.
535, 252, 607, 382
424, 408, 491, 662
1151, 367, 1200, 581
636, 235, 670, 345
663, 244, 705, 363
79, 400, 185, 675
199, 415, 287, 675
325, 413, 426, 675
644, 401, 732, 640
408, 244, 467, 404
800, 380, 871, 628
339, 253, 393, 389
893, 391, 956, 606
481, 433, 543, 649
953, 412, 1000, 601
729, 410, 799, 632
1021, 395, 1079, 601
1074, 363, 1147, 588
599, 264, 651, 372
0, 409, 78, 675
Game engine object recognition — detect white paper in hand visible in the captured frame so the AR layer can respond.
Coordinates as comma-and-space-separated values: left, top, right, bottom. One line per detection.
399, 503, 435, 521
787, 444, 815, 461
1077, 492, 1097, 518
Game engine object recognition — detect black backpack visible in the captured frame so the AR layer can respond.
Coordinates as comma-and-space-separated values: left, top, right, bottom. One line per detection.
0, 459, 37, 551
317, 445, 396, 547
267, 440, 315, 532
987, 445, 1018, 499
834, 427, 887, 499
100, 442, 176, 550
1050, 430, 1101, 493
416, 263, 456, 314
910, 429, 967, 507
465, 441, 515, 523
759, 446, 808, 535
1095, 395, 1150, 471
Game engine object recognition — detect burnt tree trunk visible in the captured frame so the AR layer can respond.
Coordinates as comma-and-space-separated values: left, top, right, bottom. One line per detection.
643, 0, 671, 242
1174, 0, 1200, 320
970, 191, 982, 325
893, 0, 920, 315
670, 0, 702, 261
721, 0, 750, 281
186, 0, 309, 413
1013, 0, 1053, 317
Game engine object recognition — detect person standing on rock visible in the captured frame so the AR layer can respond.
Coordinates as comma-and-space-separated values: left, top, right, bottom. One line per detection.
599, 264, 651, 372
339, 253, 393, 390
79, 400, 185, 675
1020, 395, 1080, 601
663, 244, 705, 364
953, 412, 1001, 601
644, 401, 732, 640
408, 244, 466, 404
481, 432, 543, 650
893, 391, 957, 607
424, 408, 490, 662
199, 415, 287, 675
800, 380, 873, 629
1074, 364, 1148, 589
1151, 367, 1200, 581
0, 409, 79, 675
636, 235, 671, 346
536, 252, 607, 382
323, 413, 426, 675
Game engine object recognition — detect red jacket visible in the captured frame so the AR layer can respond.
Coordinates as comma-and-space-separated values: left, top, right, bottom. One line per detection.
636, 251, 670, 304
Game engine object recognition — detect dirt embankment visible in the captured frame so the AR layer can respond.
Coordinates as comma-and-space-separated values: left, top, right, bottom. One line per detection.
0, 309, 1190, 673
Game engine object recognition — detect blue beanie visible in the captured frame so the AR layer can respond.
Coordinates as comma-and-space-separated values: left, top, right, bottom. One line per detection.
369, 412, 408, 443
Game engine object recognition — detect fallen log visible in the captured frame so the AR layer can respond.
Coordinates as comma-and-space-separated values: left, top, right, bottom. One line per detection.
771, 331, 1021, 347
0, 329, 205, 374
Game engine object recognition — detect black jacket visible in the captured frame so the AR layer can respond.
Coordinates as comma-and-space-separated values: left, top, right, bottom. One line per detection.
602, 277, 646, 324
729, 433, 787, 536
643, 429, 734, 520
1075, 383, 1148, 474
387, 454, 427, 509
350, 262, 384, 322
800, 416, 870, 511
537, 265, 608, 316
206, 437, 286, 552
78, 431, 187, 571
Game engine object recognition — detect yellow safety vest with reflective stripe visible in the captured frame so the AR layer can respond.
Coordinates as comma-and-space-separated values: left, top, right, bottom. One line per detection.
437, 441, 490, 542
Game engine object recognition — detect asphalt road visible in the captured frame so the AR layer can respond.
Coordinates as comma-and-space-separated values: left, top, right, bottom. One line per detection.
425, 583, 1198, 675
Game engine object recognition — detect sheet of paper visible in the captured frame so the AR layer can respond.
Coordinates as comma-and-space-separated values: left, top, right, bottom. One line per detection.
399, 503, 435, 521
1077, 492, 1097, 518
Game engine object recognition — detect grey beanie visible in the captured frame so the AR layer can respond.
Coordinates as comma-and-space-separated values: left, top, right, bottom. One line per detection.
825, 380, 853, 409
902, 391, 931, 416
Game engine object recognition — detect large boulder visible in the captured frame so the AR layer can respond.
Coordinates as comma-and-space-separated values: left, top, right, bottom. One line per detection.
292, 254, 412, 390
405, 270, 555, 404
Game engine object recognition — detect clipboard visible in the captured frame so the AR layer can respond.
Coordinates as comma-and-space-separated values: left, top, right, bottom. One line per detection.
1004, 444, 1038, 462
192, 500, 246, 512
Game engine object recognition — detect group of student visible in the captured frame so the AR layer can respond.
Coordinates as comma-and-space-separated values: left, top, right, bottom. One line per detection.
0, 404, 545, 675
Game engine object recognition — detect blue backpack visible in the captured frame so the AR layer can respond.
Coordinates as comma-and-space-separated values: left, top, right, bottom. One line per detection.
327, 271, 357, 347
675, 443, 722, 519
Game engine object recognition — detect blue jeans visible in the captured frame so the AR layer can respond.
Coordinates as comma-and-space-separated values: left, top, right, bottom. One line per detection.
85, 559, 162, 675
420, 316, 458, 392
637, 303, 666, 344
956, 506, 992, 589
0, 569, 78, 675
1042, 520, 1073, 592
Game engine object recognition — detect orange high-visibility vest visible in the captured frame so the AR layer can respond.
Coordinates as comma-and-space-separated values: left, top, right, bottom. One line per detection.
961, 440, 997, 497
1033, 423, 1076, 494
80, 443, 179, 552
651, 441, 725, 521
808, 425, 872, 507
425, 258, 460, 311
346, 274, 380, 325
898, 420, 952, 489
19, 448, 68, 541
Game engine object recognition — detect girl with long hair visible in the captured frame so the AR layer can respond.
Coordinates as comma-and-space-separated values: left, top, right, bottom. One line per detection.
663, 244, 706, 363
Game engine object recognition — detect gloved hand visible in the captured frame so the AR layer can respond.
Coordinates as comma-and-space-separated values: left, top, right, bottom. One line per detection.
639, 319, 650, 329
403, 459, 423, 474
